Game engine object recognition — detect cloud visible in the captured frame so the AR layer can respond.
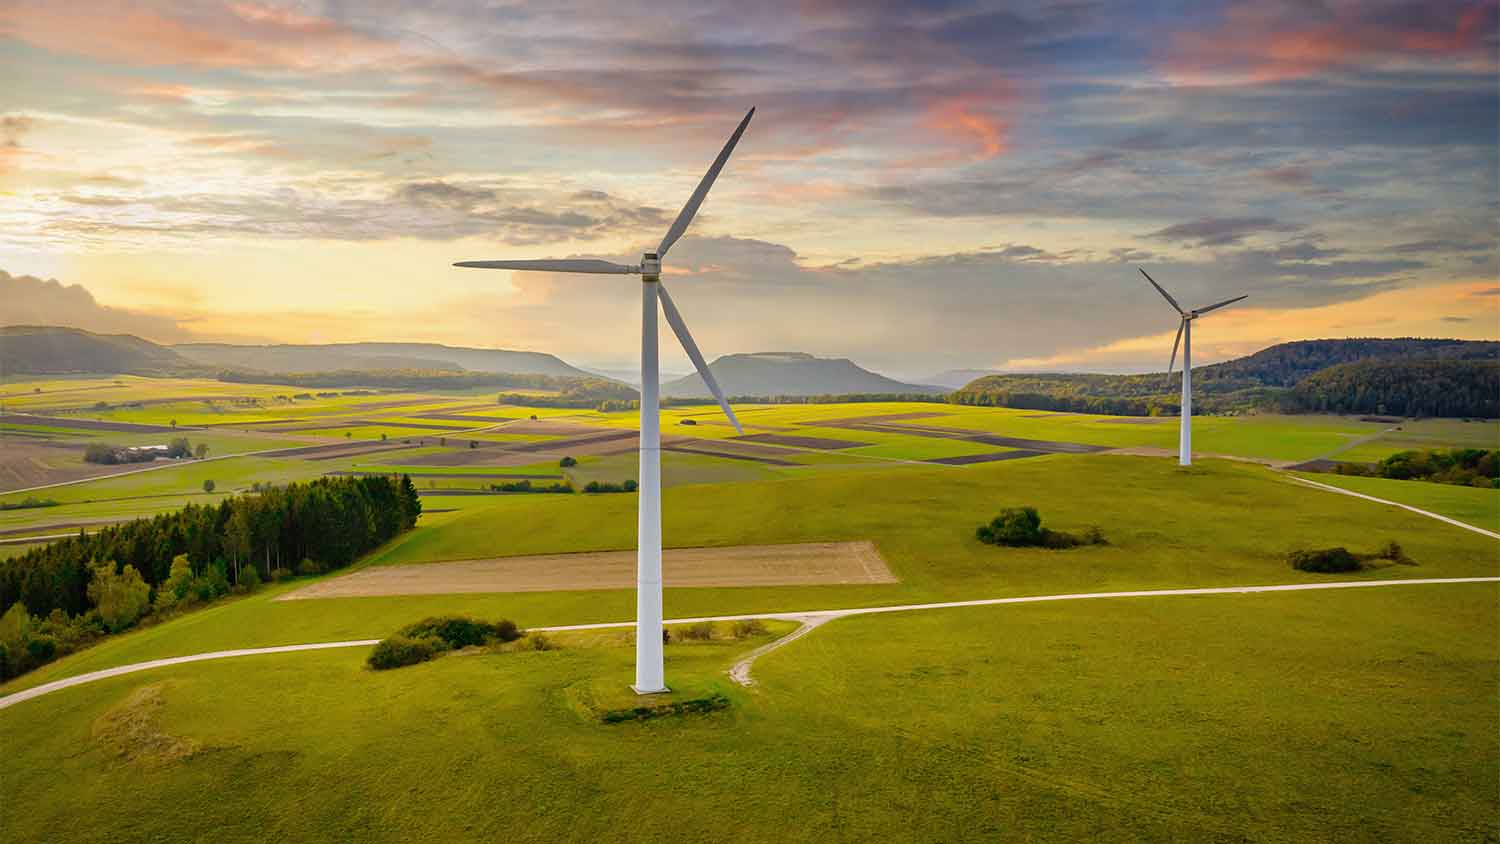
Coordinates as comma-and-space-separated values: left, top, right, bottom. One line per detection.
0, 270, 195, 341
1146, 217, 1304, 247
1160, 0, 1499, 85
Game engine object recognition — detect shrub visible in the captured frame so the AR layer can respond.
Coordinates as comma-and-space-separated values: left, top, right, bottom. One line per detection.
202, 479, 216, 493
296, 558, 324, 576
559, 456, 577, 467
395, 616, 522, 648
681, 622, 716, 641
583, 480, 639, 494
367, 635, 445, 670
732, 619, 768, 638
238, 564, 261, 592
524, 632, 558, 651
977, 507, 1043, 546
1374, 540, 1416, 565
1288, 547, 1362, 573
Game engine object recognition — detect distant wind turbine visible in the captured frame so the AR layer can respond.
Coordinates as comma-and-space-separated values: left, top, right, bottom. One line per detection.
1138, 268, 1247, 466
454, 109, 754, 694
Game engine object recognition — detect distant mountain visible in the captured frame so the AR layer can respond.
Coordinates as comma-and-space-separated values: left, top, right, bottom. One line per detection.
953, 338, 1500, 417
661, 352, 945, 398
171, 341, 591, 378
0, 325, 190, 375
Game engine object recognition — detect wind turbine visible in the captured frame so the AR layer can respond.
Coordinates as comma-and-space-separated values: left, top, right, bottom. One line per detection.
454, 109, 753, 694
1138, 268, 1247, 466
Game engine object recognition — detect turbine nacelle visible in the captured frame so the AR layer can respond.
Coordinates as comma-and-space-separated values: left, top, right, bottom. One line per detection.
640, 253, 661, 277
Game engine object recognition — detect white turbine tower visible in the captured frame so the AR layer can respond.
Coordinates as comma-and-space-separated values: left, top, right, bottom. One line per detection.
1138, 268, 1247, 466
454, 109, 754, 694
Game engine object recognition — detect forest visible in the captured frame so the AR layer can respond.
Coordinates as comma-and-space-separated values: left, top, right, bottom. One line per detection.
1, 474, 421, 618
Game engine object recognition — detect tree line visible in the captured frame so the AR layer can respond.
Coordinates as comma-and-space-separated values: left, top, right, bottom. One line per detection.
0, 474, 421, 622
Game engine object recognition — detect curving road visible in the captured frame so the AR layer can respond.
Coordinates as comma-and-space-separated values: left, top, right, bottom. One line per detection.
3, 576, 1496, 712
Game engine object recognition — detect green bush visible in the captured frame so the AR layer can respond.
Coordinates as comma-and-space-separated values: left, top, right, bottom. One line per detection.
524, 632, 558, 651
976, 507, 1104, 549
367, 635, 445, 670
395, 616, 522, 648
681, 622, 715, 641
559, 456, 577, 467
1288, 547, 1362, 573
583, 480, 639, 494
732, 619, 768, 638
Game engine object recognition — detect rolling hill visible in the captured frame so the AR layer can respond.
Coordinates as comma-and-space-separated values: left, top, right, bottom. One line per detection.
661, 352, 944, 398
952, 338, 1500, 417
172, 342, 591, 378
0, 326, 191, 375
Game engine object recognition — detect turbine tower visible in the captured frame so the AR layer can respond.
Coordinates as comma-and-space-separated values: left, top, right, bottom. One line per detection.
1138, 268, 1247, 466
454, 109, 754, 694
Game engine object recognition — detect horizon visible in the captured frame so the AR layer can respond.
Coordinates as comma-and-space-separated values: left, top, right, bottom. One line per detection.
2, 1, 1498, 377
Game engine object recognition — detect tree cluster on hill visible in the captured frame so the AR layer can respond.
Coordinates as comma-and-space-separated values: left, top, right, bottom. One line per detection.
953, 339, 1498, 418
0, 474, 421, 624
1285, 359, 1499, 417
496, 377, 638, 408
1335, 448, 1499, 488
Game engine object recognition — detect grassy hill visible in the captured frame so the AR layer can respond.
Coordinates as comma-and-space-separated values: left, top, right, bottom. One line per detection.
173, 341, 591, 378
0, 326, 192, 375
662, 352, 944, 398
954, 338, 1500, 417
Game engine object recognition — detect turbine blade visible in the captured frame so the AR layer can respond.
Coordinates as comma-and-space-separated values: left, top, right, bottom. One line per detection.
657, 108, 755, 260
1139, 268, 1185, 315
1168, 319, 1184, 375
657, 282, 743, 434
453, 259, 637, 274
1193, 294, 1248, 316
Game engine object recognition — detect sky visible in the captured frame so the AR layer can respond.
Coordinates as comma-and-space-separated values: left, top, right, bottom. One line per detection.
1, 0, 1496, 379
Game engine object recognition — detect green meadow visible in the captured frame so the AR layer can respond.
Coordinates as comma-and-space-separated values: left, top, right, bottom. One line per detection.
2, 585, 1493, 843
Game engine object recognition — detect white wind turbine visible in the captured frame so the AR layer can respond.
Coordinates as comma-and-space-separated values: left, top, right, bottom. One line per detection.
1138, 268, 1247, 466
454, 109, 753, 694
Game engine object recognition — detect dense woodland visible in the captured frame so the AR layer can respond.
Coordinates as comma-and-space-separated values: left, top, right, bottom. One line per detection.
0, 475, 420, 680
1, 474, 420, 619
1287, 359, 1499, 417
1334, 448, 1499, 488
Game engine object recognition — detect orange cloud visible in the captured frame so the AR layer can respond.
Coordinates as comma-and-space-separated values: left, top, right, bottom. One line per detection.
0, 1, 393, 70
923, 97, 1008, 160
1162, 1, 1498, 85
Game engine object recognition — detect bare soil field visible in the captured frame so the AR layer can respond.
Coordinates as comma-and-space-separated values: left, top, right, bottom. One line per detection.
0, 440, 133, 490
277, 540, 897, 599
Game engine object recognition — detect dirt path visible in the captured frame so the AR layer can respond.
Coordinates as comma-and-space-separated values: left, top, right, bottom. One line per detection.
4, 576, 1496, 712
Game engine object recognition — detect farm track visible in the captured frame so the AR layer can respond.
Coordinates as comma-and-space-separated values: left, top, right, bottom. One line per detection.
4, 576, 1496, 711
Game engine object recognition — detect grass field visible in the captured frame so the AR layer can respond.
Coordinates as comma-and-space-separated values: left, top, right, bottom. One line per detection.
6, 454, 1495, 695
1293, 473, 1500, 533
2, 584, 1492, 843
